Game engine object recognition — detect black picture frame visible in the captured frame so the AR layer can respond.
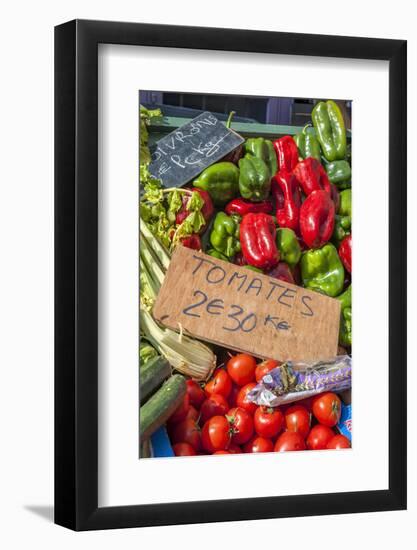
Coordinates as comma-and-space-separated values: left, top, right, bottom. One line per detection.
55, 19, 407, 531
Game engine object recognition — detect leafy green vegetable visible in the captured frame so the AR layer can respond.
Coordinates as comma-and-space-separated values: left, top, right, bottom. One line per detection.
186, 190, 204, 212
140, 105, 162, 165
139, 105, 163, 201
139, 105, 206, 251
170, 191, 206, 245
167, 189, 183, 215
140, 165, 163, 202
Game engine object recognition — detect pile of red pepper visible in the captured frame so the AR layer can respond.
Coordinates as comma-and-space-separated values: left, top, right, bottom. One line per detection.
176, 99, 352, 349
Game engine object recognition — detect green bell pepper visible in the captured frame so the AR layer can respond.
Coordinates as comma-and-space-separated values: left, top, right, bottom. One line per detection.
243, 137, 277, 177
337, 285, 352, 346
238, 155, 271, 202
339, 307, 352, 347
244, 265, 263, 273
325, 160, 351, 185
294, 125, 321, 161
334, 180, 351, 190
206, 249, 229, 262
333, 190, 351, 246
276, 227, 301, 267
346, 142, 352, 164
338, 189, 351, 217
194, 162, 239, 206
300, 243, 345, 297
312, 100, 346, 162
331, 189, 352, 247
337, 284, 351, 311
209, 212, 241, 258
332, 215, 351, 247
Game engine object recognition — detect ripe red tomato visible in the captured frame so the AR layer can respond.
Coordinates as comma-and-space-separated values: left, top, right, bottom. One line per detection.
201, 416, 231, 453
227, 407, 254, 445
274, 431, 306, 452
297, 397, 313, 411
254, 406, 284, 439
306, 424, 335, 450
170, 418, 201, 451
173, 442, 196, 456
228, 384, 240, 408
199, 394, 229, 424
205, 369, 232, 399
227, 442, 241, 454
255, 359, 280, 382
244, 436, 274, 453
186, 405, 199, 422
326, 434, 351, 449
312, 392, 342, 427
226, 354, 257, 386
168, 394, 190, 424
213, 450, 230, 455
186, 379, 206, 409
284, 405, 311, 438
236, 383, 257, 414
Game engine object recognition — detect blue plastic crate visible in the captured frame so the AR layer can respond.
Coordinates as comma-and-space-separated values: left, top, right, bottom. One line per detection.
337, 403, 352, 441
150, 426, 174, 458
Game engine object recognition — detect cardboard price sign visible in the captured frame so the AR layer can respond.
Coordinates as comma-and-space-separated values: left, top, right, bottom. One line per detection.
153, 247, 341, 362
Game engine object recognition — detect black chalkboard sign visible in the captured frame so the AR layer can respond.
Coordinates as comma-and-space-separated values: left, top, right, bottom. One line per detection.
148, 112, 244, 188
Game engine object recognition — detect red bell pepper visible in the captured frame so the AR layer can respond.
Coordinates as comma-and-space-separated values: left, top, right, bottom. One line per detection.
267, 262, 295, 285
233, 251, 246, 266
273, 136, 299, 172
175, 188, 214, 233
299, 190, 335, 249
225, 197, 273, 217
240, 213, 280, 270
338, 234, 352, 273
271, 169, 301, 233
180, 234, 202, 250
293, 158, 331, 196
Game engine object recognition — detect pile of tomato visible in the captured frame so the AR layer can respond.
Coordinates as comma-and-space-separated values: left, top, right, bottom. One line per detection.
168, 353, 350, 456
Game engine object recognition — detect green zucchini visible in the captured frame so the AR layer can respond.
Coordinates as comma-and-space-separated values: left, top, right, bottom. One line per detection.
140, 374, 186, 439
140, 438, 151, 458
140, 355, 171, 403
139, 339, 158, 365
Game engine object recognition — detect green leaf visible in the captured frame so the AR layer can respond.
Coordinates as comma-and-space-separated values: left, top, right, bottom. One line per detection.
139, 202, 153, 222
182, 211, 205, 236
186, 190, 204, 212
168, 189, 183, 215
140, 105, 162, 120
140, 143, 151, 165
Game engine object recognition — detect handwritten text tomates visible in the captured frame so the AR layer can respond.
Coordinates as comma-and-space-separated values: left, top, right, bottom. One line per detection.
153, 246, 340, 362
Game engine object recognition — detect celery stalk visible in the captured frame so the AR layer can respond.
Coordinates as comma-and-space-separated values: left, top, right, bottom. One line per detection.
139, 226, 216, 381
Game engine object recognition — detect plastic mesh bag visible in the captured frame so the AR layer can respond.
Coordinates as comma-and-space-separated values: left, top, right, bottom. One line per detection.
247, 355, 351, 407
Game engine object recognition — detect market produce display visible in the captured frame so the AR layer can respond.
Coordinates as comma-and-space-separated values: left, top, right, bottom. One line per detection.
139, 99, 352, 457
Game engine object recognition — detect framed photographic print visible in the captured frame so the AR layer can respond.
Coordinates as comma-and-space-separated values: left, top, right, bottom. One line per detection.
55, 19, 407, 531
